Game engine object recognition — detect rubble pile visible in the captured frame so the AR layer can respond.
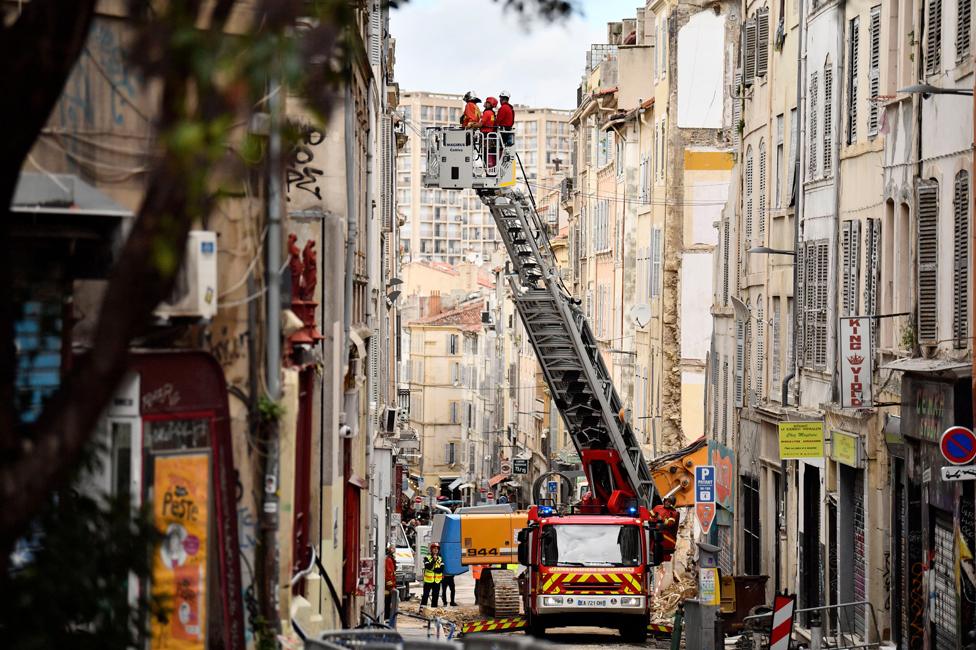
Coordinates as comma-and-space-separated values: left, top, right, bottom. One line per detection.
399, 600, 487, 626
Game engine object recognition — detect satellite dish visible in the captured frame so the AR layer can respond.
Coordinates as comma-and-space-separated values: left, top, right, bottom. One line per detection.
630, 304, 652, 328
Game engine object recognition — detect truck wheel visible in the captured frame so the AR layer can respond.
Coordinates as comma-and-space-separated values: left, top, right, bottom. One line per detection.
620, 621, 648, 643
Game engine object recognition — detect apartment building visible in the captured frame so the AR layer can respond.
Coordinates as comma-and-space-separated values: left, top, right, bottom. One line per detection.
396, 91, 571, 265
713, 0, 974, 644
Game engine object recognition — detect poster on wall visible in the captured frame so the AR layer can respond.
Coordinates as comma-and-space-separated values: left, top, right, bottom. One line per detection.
150, 453, 210, 650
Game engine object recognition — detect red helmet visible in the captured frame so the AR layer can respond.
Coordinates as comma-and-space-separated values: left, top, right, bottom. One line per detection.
484, 96, 498, 108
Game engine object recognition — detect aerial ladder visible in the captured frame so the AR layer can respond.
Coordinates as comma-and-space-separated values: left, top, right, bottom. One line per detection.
423, 127, 677, 639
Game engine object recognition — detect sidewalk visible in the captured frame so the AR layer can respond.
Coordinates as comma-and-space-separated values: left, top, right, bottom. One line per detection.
395, 570, 479, 640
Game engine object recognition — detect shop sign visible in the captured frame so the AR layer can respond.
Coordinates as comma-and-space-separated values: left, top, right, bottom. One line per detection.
901, 377, 954, 443
512, 458, 529, 474
839, 317, 873, 408
778, 421, 825, 459
830, 430, 863, 468
151, 453, 210, 650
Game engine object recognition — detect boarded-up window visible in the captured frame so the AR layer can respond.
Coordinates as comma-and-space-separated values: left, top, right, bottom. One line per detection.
809, 72, 818, 178
953, 171, 970, 347
917, 181, 939, 343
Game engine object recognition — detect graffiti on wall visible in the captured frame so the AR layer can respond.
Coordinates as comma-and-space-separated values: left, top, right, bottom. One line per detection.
286, 124, 325, 203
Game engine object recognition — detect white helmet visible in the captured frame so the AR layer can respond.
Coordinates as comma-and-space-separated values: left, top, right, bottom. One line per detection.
464, 91, 481, 102
499, 90, 510, 100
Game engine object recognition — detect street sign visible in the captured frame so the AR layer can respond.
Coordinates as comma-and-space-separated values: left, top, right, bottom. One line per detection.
695, 465, 717, 534
513, 459, 529, 474
941, 465, 976, 481
769, 593, 797, 650
547, 480, 558, 494
940, 426, 976, 465
413, 496, 423, 504
500, 460, 513, 475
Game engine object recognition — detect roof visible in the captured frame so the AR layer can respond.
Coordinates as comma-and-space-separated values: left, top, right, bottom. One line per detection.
408, 299, 485, 331
405, 260, 459, 276
11, 173, 133, 218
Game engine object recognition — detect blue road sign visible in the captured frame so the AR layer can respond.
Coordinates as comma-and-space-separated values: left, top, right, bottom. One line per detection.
695, 465, 716, 504
547, 480, 558, 493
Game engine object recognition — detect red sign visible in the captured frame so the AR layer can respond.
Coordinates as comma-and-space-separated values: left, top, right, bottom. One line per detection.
840, 317, 873, 408
695, 503, 716, 535
940, 426, 976, 465
413, 496, 423, 504
486, 492, 494, 499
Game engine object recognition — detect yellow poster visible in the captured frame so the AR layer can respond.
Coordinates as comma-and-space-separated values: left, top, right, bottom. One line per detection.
778, 421, 825, 459
151, 453, 209, 650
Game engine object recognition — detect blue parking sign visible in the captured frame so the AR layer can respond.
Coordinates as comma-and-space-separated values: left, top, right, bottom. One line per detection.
695, 465, 716, 504
547, 480, 558, 493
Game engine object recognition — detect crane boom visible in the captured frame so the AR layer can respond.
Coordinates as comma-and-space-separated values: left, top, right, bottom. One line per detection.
422, 127, 656, 511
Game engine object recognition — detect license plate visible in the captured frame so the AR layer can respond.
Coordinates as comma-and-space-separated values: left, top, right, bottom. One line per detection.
577, 599, 607, 607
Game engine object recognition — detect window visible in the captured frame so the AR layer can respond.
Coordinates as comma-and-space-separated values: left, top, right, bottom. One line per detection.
756, 7, 770, 77
721, 356, 729, 442
789, 108, 798, 198
847, 16, 860, 144
651, 228, 662, 297
959, 0, 972, 60
823, 63, 833, 177
868, 6, 882, 135
735, 319, 745, 407
758, 140, 767, 244
639, 154, 651, 202
864, 218, 882, 343
953, 171, 970, 347
799, 239, 830, 367
722, 221, 730, 304
745, 145, 754, 245
772, 297, 782, 393
742, 475, 761, 576
776, 115, 785, 207
917, 180, 939, 343
451, 362, 461, 385
449, 333, 459, 355
444, 440, 457, 463
756, 296, 765, 401
841, 220, 862, 316
710, 352, 719, 437
809, 72, 818, 178
927, 0, 943, 74
615, 136, 624, 177
743, 17, 758, 82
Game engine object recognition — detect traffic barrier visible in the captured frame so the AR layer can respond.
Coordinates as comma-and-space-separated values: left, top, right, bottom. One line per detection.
647, 622, 673, 636
458, 616, 527, 636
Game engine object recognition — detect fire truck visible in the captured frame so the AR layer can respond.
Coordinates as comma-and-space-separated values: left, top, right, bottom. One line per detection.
422, 126, 681, 640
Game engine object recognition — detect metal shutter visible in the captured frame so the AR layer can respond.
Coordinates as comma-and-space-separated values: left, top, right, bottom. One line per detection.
809, 72, 818, 178
933, 515, 958, 647
927, 0, 942, 74
916, 181, 939, 343
868, 7, 881, 135
823, 65, 833, 177
848, 16, 860, 144
953, 171, 970, 347
756, 8, 770, 77
758, 141, 767, 244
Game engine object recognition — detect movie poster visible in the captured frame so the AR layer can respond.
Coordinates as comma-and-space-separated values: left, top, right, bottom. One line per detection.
150, 453, 209, 650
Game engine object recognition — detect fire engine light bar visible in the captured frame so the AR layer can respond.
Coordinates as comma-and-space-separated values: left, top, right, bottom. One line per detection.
627, 506, 638, 515
538, 506, 554, 517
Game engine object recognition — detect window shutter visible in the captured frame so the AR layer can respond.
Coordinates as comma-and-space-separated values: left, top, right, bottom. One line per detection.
745, 311, 753, 401
864, 218, 881, 342
841, 220, 862, 315
927, 0, 942, 74
369, 0, 382, 67
953, 172, 970, 347
809, 72, 818, 178
823, 65, 833, 177
744, 18, 758, 83
815, 242, 829, 367
848, 17, 860, 144
722, 221, 731, 305
721, 357, 729, 440
868, 7, 881, 135
652, 228, 662, 297
711, 348, 720, 436
772, 297, 782, 393
733, 70, 743, 150
917, 181, 940, 342
746, 146, 754, 245
758, 141, 767, 244
796, 242, 807, 364
756, 8, 770, 77
959, 0, 972, 60
756, 297, 765, 401
382, 115, 393, 232
735, 319, 745, 407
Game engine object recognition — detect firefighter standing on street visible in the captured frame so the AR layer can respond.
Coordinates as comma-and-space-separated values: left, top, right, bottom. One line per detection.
421, 542, 444, 609
461, 92, 481, 128
651, 495, 680, 561
496, 91, 515, 145
384, 546, 398, 627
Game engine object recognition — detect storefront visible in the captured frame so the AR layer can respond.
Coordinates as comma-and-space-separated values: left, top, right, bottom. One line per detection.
104, 351, 244, 650
894, 372, 974, 649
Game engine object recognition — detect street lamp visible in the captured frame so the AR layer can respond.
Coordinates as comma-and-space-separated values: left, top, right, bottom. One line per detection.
898, 83, 974, 98
747, 246, 796, 256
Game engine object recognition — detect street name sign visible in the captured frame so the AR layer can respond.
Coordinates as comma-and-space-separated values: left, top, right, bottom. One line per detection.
941, 466, 976, 481
695, 465, 716, 534
940, 426, 976, 465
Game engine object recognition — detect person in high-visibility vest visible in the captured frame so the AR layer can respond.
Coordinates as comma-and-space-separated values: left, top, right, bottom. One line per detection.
651, 495, 680, 561
421, 542, 444, 608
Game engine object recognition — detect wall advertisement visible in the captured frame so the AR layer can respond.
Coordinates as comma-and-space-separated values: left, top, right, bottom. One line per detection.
150, 453, 210, 650
778, 421, 825, 459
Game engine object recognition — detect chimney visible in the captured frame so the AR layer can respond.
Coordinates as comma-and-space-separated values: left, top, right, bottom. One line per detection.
428, 290, 442, 317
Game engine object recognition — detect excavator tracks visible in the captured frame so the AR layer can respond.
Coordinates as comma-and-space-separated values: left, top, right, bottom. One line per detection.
478, 568, 521, 618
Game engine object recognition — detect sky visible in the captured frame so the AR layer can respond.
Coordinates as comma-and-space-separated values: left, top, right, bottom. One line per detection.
389, 0, 641, 110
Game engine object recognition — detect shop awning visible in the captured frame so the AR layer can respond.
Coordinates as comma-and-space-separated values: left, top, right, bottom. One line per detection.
879, 357, 971, 374
488, 473, 508, 487
348, 474, 367, 489
12, 172, 133, 218
457, 482, 475, 490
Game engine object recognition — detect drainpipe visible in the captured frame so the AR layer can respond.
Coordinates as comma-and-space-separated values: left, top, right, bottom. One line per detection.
343, 79, 358, 371
267, 80, 283, 398
365, 82, 380, 618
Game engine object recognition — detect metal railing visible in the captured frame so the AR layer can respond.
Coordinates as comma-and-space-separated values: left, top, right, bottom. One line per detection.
741, 600, 881, 650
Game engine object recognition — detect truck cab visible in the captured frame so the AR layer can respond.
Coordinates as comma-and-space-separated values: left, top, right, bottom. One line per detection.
517, 505, 658, 641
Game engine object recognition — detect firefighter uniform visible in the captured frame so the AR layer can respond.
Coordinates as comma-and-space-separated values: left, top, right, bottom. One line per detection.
652, 503, 680, 561
421, 548, 444, 607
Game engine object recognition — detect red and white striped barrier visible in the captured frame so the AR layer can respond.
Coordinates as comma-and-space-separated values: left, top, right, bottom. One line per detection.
767, 593, 796, 650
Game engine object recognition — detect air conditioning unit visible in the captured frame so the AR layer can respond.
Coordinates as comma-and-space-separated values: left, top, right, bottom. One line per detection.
382, 406, 399, 433
155, 231, 218, 320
